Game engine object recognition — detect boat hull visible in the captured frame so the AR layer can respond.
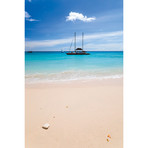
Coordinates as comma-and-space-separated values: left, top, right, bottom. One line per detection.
66, 52, 90, 55
27, 51, 32, 53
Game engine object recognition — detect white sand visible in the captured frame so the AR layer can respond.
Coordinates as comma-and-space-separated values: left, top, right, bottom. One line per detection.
25, 79, 123, 148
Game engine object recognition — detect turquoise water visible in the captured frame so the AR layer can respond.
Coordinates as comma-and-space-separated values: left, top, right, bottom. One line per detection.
25, 51, 123, 83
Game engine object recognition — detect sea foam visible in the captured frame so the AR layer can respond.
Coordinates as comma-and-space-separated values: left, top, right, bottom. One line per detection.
25, 70, 123, 84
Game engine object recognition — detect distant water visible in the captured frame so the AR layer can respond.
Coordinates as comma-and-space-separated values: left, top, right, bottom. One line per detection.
25, 51, 123, 83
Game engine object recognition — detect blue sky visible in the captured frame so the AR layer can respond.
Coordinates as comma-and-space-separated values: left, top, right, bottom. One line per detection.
25, 0, 123, 51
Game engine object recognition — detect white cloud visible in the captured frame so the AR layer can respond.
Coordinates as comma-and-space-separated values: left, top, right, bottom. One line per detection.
66, 12, 96, 22
84, 31, 122, 40
28, 0, 32, 2
26, 18, 39, 22
25, 11, 31, 18
25, 31, 123, 49
25, 11, 39, 22
26, 38, 72, 48
85, 43, 123, 51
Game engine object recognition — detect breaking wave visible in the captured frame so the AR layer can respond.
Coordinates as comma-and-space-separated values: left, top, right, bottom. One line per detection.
25, 70, 123, 84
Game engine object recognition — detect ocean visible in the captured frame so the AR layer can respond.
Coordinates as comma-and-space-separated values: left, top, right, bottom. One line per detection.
25, 51, 123, 83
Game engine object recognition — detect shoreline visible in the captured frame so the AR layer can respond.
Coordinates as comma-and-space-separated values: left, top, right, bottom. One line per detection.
25, 78, 123, 148
25, 77, 123, 88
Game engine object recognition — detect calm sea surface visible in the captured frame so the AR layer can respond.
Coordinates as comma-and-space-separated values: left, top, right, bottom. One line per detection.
25, 51, 123, 83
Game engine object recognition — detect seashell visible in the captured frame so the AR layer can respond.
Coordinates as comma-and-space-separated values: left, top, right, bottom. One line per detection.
42, 123, 50, 130
107, 134, 111, 138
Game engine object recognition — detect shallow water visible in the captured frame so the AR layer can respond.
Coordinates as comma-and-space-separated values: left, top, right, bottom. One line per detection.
25, 51, 123, 83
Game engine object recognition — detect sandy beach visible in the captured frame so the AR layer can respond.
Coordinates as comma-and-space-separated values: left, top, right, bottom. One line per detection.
25, 78, 123, 148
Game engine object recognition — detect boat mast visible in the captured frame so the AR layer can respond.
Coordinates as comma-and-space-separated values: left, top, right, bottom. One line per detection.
74, 32, 76, 51
82, 32, 84, 50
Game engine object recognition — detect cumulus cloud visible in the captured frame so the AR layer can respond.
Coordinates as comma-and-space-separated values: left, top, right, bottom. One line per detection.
25, 11, 31, 18
25, 11, 39, 22
66, 12, 96, 22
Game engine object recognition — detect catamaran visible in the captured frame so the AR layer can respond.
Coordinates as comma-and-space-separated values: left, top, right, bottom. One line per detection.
66, 32, 90, 55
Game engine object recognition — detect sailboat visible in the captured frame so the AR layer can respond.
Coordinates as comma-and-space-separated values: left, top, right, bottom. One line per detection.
27, 51, 32, 53
27, 47, 32, 53
66, 32, 90, 55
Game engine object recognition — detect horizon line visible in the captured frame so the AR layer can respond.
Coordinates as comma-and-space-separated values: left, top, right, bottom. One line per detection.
25, 50, 123, 52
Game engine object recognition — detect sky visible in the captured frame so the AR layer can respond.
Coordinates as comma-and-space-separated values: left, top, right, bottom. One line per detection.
25, 0, 123, 51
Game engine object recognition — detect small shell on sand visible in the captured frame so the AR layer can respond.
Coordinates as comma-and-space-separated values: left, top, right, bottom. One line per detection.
107, 139, 109, 142
107, 134, 111, 138
53, 116, 55, 118
42, 123, 50, 130
66, 106, 68, 108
